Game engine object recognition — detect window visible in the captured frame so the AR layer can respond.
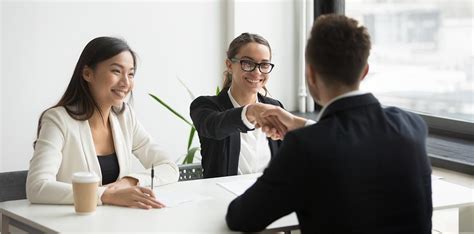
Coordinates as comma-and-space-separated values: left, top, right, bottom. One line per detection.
346, 0, 473, 123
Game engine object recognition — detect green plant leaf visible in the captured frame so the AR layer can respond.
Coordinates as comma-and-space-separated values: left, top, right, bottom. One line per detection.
216, 86, 220, 95
177, 76, 196, 100
187, 127, 196, 151
149, 93, 194, 127
183, 147, 200, 164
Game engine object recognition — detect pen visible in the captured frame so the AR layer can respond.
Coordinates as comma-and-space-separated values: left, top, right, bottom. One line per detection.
151, 164, 154, 189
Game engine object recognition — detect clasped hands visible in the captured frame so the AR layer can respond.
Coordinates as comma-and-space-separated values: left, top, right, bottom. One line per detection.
246, 103, 306, 140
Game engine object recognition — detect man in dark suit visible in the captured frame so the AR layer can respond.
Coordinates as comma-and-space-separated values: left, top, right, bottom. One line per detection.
226, 14, 432, 233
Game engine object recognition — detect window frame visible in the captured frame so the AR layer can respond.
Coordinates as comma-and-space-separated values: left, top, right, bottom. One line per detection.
312, 0, 474, 173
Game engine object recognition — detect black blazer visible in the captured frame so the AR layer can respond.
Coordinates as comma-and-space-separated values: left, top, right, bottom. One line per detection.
226, 93, 433, 234
190, 88, 283, 178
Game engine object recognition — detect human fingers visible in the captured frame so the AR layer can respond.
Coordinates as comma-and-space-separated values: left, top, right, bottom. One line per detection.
133, 201, 152, 209
265, 116, 287, 136
139, 186, 156, 199
137, 187, 165, 208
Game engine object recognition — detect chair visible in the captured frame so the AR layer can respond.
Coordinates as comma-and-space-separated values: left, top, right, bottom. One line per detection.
0, 170, 35, 233
178, 163, 203, 181
0, 170, 28, 202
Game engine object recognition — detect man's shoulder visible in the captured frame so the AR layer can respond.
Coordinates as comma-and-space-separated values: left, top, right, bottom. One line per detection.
383, 106, 427, 129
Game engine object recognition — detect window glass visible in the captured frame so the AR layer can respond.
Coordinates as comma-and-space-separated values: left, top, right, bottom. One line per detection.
347, 0, 473, 122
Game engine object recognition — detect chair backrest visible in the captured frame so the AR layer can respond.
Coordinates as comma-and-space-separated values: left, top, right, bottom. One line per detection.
178, 163, 203, 181
0, 170, 28, 202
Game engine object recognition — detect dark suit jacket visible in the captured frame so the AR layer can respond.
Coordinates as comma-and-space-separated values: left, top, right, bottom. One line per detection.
190, 88, 283, 178
226, 93, 433, 234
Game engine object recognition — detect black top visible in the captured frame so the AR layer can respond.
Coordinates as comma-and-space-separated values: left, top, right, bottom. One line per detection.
190, 88, 283, 178
226, 93, 433, 233
97, 153, 120, 185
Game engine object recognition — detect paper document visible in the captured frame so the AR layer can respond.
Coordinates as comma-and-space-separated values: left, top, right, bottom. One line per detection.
155, 190, 211, 208
217, 178, 257, 196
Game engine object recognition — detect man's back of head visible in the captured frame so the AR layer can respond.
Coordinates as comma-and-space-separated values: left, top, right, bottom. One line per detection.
305, 14, 371, 87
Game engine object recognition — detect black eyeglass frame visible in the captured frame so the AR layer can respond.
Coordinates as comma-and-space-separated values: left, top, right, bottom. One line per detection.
230, 58, 275, 74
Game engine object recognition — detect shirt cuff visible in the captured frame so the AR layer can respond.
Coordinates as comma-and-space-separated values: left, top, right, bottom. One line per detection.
241, 105, 255, 129
305, 119, 316, 126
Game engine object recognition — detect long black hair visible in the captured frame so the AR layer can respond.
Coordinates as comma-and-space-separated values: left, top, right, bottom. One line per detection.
34, 37, 136, 147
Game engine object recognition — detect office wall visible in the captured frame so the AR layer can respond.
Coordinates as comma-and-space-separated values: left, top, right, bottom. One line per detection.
233, 0, 297, 111
0, 0, 300, 172
0, 0, 3, 172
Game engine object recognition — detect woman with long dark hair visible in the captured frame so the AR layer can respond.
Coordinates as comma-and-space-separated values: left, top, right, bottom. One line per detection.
27, 37, 178, 209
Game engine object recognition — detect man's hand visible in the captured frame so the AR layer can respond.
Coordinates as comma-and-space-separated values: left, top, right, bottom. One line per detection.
259, 107, 308, 139
246, 103, 287, 137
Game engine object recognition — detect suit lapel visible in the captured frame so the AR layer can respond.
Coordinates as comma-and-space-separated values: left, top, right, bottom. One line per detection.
109, 113, 127, 179
217, 88, 241, 175
79, 120, 102, 180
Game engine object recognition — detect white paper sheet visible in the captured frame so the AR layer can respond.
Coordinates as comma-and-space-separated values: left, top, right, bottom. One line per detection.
154, 190, 211, 208
216, 178, 257, 196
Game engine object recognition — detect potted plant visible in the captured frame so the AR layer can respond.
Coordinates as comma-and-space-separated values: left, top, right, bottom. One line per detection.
149, 78, 220, 164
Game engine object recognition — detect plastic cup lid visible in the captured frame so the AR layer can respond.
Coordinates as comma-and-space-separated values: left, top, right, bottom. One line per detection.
72, 172, 100, 183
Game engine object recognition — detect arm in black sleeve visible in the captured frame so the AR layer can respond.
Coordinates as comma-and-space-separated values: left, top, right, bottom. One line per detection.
226, 132, 305, 232
190, 96, 252, 140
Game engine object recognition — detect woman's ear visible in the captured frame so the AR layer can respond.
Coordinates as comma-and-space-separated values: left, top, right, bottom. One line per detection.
82, 66, 93, 82
225, 59, 233, 73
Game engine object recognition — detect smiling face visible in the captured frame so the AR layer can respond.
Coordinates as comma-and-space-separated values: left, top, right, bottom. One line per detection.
82, 51, 135, 111
226, 42, 271, 96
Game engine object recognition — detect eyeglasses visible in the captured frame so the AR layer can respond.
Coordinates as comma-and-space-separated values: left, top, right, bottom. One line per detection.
231, 58, 275, 74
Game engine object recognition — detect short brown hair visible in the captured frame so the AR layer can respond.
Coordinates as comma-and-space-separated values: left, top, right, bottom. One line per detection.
305, 14, 371, 86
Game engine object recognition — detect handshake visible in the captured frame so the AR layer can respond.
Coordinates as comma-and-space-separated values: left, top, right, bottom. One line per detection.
245, 103, 309, 140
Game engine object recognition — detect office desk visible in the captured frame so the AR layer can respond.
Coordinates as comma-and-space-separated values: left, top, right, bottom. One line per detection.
431, 178, 474, 233
2, 175, 473, 233
1, 173, 298, 233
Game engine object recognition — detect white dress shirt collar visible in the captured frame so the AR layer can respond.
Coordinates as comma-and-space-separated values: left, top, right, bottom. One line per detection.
316, 90, 369, 121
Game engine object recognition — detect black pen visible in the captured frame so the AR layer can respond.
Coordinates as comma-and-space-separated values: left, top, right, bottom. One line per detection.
151, 164, 154, 189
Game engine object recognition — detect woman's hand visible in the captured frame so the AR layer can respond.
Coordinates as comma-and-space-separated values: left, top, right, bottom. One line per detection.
101, 186, 165, 209
106, 177, 138, 190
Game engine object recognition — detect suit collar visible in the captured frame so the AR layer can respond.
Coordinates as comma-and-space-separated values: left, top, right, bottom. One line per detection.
318, 93, 379, 121
217, 87, 235, 110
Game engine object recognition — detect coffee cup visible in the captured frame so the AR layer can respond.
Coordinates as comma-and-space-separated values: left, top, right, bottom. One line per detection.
72, 172, 100, 215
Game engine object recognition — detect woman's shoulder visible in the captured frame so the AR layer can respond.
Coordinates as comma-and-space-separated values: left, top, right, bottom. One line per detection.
190, 94, 221, 108
40, 106, 75, 128
42, 106, 69, 119
259, 94, 284, 108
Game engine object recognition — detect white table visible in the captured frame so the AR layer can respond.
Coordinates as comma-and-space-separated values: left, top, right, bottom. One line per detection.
431, 178, 474, 233
1, 174, 298, 233
1, 175, 473, 233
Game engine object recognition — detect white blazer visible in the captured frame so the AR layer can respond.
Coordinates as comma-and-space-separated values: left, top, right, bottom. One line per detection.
26, 104, 179, 205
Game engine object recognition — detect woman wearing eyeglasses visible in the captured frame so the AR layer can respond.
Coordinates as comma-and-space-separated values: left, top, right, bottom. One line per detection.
190, 33, 285, 178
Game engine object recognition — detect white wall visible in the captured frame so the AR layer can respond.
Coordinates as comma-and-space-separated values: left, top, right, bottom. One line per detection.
232, 0, 298, 110
0, 0, 3, 171
0, 0, 300, 172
